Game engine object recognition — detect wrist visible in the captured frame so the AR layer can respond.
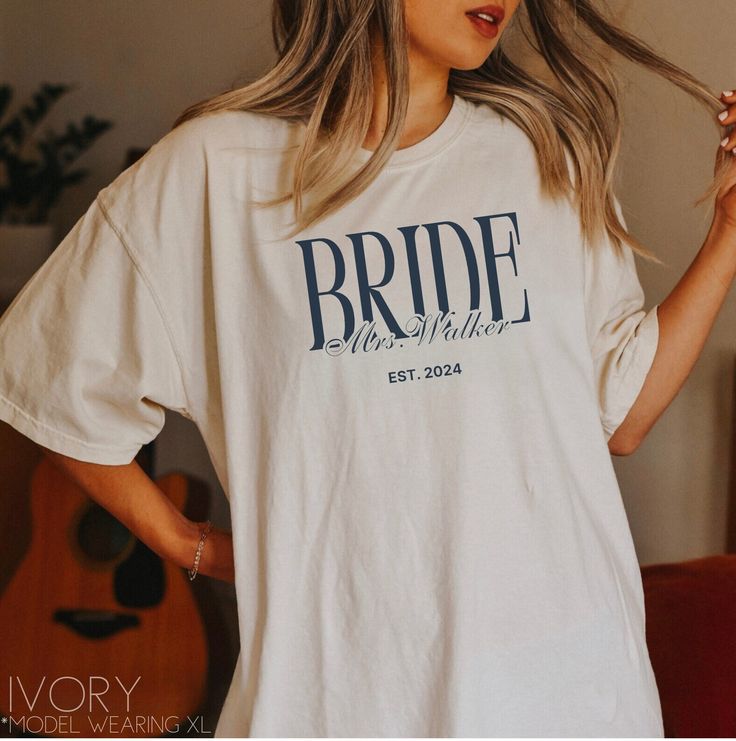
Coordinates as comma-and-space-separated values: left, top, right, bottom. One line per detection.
197, 527, 235, 583
173, 517, 235, 584
707, 211, 736, 247
164, 514, 203, 571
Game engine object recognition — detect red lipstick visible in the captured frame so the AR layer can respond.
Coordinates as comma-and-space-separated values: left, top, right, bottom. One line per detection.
465, 4, 505, 38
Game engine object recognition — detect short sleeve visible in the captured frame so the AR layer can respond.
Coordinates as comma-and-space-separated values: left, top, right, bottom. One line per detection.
0, 196, 190, 465
583, 196, 660, 443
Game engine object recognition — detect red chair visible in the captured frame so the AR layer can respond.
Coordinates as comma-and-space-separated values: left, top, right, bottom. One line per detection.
641, 554, 736, 737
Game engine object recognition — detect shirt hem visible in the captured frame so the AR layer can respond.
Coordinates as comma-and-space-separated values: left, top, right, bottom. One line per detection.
0, 392, 140, 465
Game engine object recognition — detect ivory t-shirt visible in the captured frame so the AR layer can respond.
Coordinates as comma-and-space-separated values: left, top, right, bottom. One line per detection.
0, 93, 665, 737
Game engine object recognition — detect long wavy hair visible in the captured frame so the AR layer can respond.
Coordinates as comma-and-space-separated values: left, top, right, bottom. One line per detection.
172, 0, 732, 262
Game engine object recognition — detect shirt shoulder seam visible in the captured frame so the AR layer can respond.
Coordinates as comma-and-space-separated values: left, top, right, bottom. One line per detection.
94, 193, 194, 421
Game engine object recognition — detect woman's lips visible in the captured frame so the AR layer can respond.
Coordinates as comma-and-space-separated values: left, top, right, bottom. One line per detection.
465, 5, 504, 39
466, 4, 505, 21
466, 13, 500, 38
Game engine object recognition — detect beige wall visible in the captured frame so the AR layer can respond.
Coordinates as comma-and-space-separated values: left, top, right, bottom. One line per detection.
1, 0, 734, 566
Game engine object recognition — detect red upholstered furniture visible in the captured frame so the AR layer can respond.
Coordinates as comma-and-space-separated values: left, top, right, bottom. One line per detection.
641, 554, 736, 738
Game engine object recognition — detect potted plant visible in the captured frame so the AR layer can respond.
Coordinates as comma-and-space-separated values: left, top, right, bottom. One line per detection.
0, 82, 113, 304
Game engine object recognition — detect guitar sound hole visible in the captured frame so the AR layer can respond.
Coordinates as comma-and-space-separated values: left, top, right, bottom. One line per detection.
77, 503, 133, 563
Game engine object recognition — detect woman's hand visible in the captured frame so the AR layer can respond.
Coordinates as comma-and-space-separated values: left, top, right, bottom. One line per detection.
714, 89, 736, 230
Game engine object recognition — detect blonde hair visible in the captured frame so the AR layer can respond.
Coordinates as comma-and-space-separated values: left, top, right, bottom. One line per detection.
172, 0, 731, 262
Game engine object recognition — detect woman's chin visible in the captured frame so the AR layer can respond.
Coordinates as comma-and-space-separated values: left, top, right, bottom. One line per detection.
448, 49, 498, 71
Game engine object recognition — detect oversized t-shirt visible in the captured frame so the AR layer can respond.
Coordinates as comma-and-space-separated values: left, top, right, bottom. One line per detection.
0, 93, 665, 737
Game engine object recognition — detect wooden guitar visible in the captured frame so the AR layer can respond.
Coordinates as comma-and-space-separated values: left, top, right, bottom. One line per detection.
0, 452, 209, 737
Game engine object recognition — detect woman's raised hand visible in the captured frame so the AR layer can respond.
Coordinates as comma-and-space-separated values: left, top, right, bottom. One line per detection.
715, 89, 736, 229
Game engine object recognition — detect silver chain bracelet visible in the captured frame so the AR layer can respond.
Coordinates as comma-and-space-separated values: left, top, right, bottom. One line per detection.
187, 520, 213, 581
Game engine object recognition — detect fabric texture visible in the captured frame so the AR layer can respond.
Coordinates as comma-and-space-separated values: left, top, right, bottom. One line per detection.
0, 93, 664, 737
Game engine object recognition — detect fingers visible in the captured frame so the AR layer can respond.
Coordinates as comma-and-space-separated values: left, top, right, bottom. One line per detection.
718, 90, 736, 155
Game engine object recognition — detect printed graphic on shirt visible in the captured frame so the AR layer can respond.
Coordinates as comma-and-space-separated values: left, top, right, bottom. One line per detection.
295, 211, 531, 356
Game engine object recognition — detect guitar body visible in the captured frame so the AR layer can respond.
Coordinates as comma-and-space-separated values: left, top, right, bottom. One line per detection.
0, 455, 208, 736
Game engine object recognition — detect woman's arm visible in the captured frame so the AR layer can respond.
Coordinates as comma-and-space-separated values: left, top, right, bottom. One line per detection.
610, 218, 735, 455
609, 152, 736, 455
42, 448, 235, 583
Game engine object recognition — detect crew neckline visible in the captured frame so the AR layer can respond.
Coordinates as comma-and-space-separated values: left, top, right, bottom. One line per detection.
353, 94, 474, 169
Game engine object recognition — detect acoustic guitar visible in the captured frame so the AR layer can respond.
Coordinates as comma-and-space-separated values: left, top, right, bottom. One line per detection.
0, 451, 209, 737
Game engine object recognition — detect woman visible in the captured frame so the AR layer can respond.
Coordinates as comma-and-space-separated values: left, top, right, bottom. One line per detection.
0, 0, 734, 736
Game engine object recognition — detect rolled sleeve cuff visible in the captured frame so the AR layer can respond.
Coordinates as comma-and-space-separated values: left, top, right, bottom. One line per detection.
601, 304, 660, 443
0, 392, 140, 465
